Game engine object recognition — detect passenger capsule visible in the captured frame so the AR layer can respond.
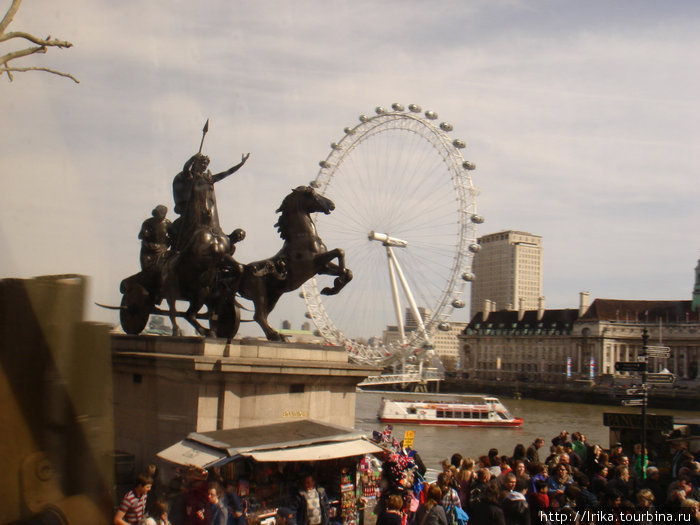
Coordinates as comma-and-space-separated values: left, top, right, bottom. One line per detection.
469, 243, 481, 253
452, 299, 465, 308
319, 160, 330, 169
440, 122, 453, 132
375, 106, 386, 115
391, 103, 405, 112
438, 322, 451, 332
461, 272, 475, 281
331, 142, 342, 150
453, 138, 466, 149
408, 104, 422, 113
299, 291, 305, 298
344, 127, 355, 135
359, 114, 369, 122
305, 312, 312, 319
309, 180, 320, 189
471, 214, 484, 224
463, 161, 476, 170
425, 110, 438, 120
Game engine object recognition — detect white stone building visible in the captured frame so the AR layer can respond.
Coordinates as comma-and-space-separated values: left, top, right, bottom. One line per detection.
575, 298, 700, 381
459, 292, 700, 385
470, 230, 543, 315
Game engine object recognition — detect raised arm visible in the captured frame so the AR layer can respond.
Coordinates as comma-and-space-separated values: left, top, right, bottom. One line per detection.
212, 153, 250, 183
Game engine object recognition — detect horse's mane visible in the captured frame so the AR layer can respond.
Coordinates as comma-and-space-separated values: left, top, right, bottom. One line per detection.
274, 187, 306, 241
274, 212, 289, 240
275, 190, 297, 241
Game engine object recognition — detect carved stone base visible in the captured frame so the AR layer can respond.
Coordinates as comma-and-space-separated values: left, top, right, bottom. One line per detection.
111, 334, 381, 471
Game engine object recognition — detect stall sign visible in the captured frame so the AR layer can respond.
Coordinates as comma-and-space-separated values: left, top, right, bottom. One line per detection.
603, 412, 673, 431
403, 430, 415, 449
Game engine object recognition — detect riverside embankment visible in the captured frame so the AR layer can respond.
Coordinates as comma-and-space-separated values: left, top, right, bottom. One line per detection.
441, 377, 700, 410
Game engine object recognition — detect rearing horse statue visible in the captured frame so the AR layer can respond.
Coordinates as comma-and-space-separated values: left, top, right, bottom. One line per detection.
238, 186, 353, 341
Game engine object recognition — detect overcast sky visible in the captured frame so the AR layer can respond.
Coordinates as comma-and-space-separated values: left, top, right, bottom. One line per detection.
2, 1, 699, 337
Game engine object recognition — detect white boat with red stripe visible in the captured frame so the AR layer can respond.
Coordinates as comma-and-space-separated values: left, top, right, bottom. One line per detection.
377, 395, 523, 428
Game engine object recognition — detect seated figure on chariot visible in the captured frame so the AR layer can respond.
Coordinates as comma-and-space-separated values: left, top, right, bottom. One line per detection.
228, 228, 246, 256
248, 258, 288, 280
225, 228, 285, 280
220, 228, 247, 279
138, 205, 173, 270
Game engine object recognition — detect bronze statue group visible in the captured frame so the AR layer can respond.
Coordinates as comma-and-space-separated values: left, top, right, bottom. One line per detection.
119, 124, 352, 341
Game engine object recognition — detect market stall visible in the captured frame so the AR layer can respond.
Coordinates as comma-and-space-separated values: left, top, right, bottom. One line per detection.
157, 420, 387, 525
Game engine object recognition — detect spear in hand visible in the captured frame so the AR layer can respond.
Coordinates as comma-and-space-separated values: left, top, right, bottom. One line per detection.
198, 119, 209, 154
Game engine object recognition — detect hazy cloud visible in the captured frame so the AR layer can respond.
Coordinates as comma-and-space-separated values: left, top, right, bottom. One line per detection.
2, 0, 698, 336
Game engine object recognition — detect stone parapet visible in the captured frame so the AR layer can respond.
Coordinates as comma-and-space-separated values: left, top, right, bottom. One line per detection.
111, 334, 382, 472
112, 334, 351, 362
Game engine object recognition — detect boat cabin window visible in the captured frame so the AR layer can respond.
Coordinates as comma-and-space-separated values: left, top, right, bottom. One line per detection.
408, 407, 417, 415
444, 410, 453, 418
462, 410, 471, 419
480, 411, 488, 419
497, 411, 509, 420
437, 410, 444, 418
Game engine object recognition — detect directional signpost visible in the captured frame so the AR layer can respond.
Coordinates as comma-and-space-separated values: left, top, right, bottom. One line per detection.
646, 346, 671, 359
613, 330, 678, 478
615, 361, 646, 373
640, 330, 649, 474
613, 331, 677, 476
646, 373, 675, 384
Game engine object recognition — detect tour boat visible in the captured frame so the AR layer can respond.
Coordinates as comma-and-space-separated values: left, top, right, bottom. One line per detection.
377, 395, 523, 428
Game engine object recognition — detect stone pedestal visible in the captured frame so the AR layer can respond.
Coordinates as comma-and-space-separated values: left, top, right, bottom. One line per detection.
111, 335, 381, 471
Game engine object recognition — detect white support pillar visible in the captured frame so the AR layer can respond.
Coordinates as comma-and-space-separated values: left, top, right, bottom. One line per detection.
385, 246, 406, 344
387, 246, 429, 343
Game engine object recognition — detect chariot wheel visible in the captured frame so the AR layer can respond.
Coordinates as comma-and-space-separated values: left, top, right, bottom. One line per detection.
120, 284, 152, 335
302, 103, 482, 365
210, 298, 240, 339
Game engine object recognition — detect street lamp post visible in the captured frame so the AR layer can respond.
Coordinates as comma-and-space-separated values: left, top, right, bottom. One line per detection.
641, 328, 649, 478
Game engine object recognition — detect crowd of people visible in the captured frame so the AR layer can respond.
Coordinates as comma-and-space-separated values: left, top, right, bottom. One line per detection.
114, 466, 244, 525
114, 465, 332, 525
114, 431, 700, 525
376, 430, 700, 525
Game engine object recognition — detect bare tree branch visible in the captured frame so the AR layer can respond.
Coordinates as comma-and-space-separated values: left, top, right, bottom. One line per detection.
0, 0, 21, 36
0, 31, 73, 48
1, 44, 46, 66
1, 0, 77, 83
1, 65, 79, 83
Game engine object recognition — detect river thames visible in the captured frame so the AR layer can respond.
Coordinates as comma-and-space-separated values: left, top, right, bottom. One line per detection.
354, 390, 700, 468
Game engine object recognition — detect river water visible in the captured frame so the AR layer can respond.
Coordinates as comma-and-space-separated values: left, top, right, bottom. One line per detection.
354, 390, 700, 468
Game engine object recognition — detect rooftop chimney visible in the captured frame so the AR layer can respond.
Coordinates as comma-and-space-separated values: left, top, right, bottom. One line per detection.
537, 296, 546, 321
579, 292, 590, 316
483, 299, 492, 322
518, 297, 525, 321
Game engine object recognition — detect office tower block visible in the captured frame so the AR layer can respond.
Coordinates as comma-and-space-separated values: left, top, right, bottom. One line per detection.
470, 230, 543, 315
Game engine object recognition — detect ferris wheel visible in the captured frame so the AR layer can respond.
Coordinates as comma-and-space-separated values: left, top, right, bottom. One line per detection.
301, 103, 482, 365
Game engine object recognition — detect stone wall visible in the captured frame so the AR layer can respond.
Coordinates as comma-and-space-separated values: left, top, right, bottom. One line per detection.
111, 335, 381, 471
